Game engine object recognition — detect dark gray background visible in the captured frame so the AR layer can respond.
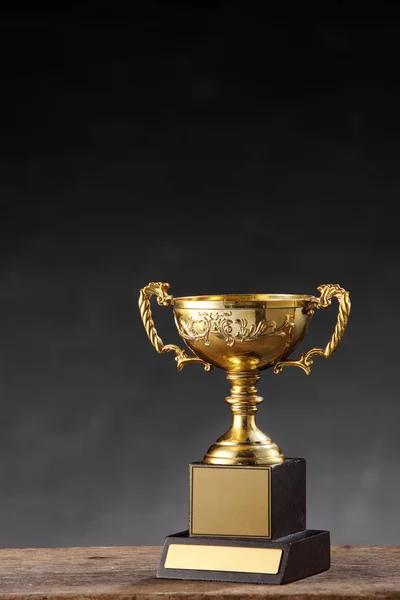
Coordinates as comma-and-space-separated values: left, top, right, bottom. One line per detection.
0, 2, 399, 548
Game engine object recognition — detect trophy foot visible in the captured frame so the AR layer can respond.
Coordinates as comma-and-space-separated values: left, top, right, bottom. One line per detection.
203, 437, 285, 466
203, 371, 285, 466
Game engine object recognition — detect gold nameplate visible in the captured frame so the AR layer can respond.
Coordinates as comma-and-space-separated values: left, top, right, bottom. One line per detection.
190, 464, 271, 538
165, 544, 282, 574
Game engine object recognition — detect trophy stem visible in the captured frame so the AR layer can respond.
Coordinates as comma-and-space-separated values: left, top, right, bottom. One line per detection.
203, 371, 285, 466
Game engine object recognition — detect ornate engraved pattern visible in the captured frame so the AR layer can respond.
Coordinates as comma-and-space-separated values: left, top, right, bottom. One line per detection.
177, 311, 293, 347
274, 283, 351, 375
139, 282, 212, 372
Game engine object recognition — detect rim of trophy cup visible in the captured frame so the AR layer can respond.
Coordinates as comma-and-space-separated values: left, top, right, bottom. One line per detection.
172, 293, 315, 309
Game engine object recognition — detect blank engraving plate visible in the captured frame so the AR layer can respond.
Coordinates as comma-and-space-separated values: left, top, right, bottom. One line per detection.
165, 544, 282, 574
190, 465, 270, 537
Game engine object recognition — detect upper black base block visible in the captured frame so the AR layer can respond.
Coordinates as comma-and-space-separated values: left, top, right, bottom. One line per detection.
157, 529, 330, 585
190, 458, 306, 539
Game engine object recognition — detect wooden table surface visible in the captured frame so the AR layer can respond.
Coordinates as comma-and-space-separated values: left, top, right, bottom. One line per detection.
0, 546, 398, 599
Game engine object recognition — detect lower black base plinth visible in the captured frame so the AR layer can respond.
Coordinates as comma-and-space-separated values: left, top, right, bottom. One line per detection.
157, 529, 330, 584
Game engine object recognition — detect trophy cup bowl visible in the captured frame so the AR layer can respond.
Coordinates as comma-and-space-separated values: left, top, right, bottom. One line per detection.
139, 283, 351, 467
172, 293, 312, 372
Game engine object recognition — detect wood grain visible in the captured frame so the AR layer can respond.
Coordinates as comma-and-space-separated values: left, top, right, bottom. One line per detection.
0, 545, 398, 599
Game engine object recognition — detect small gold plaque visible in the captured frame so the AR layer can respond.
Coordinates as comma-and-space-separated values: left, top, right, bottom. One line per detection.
190, 465, 270, 538
165, 544, 282, 574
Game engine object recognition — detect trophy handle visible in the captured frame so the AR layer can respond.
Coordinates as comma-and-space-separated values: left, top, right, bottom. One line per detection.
273, 283, 351, 376
139, 282, 212, 372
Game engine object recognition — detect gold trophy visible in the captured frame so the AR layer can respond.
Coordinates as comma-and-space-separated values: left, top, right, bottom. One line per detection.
139, 283, 351, 584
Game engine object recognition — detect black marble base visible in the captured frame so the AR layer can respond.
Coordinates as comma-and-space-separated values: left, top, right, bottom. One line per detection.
157, 529, 330, 584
